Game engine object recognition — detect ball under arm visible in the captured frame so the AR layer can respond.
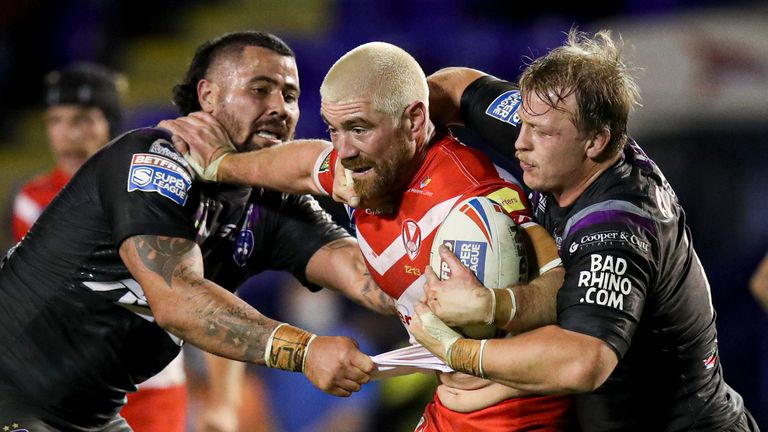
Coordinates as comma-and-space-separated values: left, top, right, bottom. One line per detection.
264, 323, 317, 373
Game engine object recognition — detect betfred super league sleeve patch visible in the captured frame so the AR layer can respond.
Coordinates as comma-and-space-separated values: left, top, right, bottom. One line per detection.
485, 90, 522, 126
127, 153, 192, 205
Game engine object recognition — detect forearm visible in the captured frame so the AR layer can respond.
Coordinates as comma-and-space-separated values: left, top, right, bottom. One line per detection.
502, 223, 564, 332
220, 139, 331, 195
306, 238, 396, 315
505, 267, 563, 333
157, 273, 280, 364
479, 325, 616, 394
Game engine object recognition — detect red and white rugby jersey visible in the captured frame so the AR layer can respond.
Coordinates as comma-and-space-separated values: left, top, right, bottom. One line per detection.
11, 167, 71, 242
314, 131, 532, 338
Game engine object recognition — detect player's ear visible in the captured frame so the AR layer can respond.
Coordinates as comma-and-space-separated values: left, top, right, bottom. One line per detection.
585, 127, 611, 160
197, 79, 219, 113
404, 100, 427, 137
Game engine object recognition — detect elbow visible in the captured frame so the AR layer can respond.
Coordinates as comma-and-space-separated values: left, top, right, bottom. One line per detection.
562, 341, 617, 393
150, 302, 178, 331
147, 293, 189, 334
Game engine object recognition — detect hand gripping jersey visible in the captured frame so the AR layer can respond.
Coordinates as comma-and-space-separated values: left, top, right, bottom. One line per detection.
314, 131, 573, 430
461, 76, 748, 431
0, 128, 347, 429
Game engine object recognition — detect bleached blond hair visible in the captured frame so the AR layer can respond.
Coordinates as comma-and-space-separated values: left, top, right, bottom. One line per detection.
320, 42, 428, 119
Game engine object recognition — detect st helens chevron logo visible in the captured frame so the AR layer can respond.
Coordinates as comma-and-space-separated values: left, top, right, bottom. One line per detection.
401, 219, 422, 260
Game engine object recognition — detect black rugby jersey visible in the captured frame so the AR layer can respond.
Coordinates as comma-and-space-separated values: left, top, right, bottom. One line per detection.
0, 128, 347, 429
461, 76, 746, 431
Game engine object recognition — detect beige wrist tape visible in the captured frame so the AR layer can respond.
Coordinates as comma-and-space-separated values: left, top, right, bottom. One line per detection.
447, 338, 486, 378
264, 323, 317, 372
491, 288, 517, 327
205, 151, 232, 182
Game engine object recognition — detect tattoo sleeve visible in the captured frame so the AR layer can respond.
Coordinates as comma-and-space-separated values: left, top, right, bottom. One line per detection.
312, 239, 396, 315
128, 235, 279, 363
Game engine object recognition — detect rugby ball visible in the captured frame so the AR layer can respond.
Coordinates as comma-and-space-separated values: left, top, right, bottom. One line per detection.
430, 196, 529, 339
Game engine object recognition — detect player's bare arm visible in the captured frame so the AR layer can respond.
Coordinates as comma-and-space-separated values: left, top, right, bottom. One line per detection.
121, 234, 277, 363
160, 112, 330, 194
120, 234, 375, 396
411, 302, 617, 394
306, 237, 396, 316
427, 67, 485, 126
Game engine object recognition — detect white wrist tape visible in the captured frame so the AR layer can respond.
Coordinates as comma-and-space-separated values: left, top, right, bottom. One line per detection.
485, 287, 497, 326
478, 339, 488, 379
539, 257, 563, 275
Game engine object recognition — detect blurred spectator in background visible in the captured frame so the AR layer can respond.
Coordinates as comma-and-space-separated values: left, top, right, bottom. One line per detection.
8, 62, 188, 432
10, 63, 125, 241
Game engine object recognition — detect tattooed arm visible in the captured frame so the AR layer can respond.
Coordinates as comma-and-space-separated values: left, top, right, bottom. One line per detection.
119, 234, 375, 396
306, 237, 396, 316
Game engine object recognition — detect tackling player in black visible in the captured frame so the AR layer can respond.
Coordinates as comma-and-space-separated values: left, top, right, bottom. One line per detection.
409, 29, 759, 431
0, 31, 392, 431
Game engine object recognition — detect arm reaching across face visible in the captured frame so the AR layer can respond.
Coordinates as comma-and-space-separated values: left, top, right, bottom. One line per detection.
119, 234, 374, 397
427, 67, 486, 126
160, 112, 331, 195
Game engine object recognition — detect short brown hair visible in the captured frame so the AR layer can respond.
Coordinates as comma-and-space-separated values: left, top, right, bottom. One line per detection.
519, 28, 640, 156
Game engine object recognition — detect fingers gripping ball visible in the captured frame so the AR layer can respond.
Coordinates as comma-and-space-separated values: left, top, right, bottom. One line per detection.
264, 323, 317, 372
430, 196, 529, 338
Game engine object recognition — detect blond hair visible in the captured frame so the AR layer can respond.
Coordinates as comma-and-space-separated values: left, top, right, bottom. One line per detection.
320, 42, 428, 118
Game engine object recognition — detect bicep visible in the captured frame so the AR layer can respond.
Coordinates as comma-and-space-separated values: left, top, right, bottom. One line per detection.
119, 234, 204, 304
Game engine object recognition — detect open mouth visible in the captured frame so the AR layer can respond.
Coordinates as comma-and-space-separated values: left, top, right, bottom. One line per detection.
344, 165, 373, 177
253, 129, 284, 147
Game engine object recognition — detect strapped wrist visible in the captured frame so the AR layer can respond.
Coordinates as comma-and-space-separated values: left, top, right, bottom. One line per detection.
447, 338, 486, 378
204, 151, 232, 182
492, 288, 517, 328
264, 323, 317, 372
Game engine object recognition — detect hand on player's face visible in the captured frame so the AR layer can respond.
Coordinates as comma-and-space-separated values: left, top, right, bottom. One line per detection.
423, 245, 494, 326
302, 335, 374, 397
160, 111, 236, 168
331, 161, 361, 207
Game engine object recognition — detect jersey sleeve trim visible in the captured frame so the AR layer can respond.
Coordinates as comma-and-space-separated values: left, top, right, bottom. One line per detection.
558, 305, 633, 358
562, 200, 657, 241
312, 146, 335, 196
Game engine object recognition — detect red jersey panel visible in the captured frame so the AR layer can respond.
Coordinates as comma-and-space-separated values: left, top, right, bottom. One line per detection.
11, 167, 71, 242
315, 132, 531, 337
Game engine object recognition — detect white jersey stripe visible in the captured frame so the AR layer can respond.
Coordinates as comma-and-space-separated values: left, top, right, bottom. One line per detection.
13, 192, 43, 227
358, 196, 461, 275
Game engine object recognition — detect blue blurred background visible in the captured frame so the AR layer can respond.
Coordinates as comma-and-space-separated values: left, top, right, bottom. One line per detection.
1, 0, 766, 430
